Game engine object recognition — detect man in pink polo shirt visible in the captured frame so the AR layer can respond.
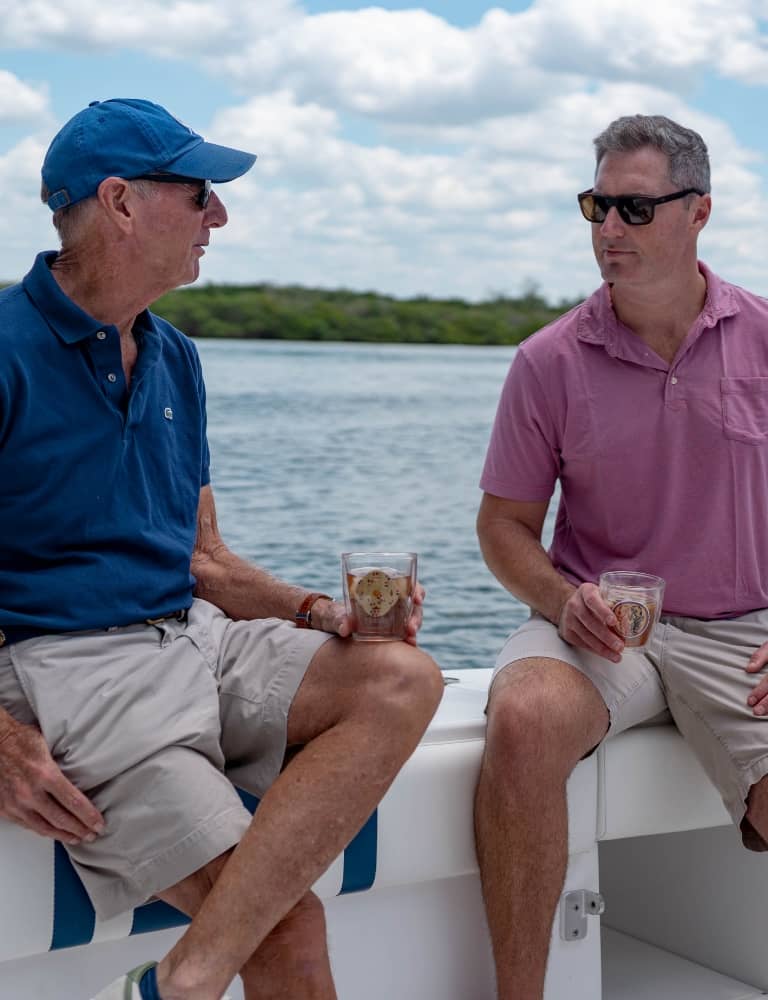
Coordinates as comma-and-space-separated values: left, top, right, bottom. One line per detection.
475, 113, 768, 998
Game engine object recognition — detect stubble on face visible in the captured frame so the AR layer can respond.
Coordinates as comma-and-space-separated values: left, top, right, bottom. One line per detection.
589, 147, 692, 292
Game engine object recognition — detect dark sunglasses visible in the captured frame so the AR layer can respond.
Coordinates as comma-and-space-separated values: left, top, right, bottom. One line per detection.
132, 173, 212, 209
577, 187, 704, 226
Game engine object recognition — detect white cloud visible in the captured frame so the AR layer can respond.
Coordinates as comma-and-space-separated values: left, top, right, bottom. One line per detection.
0, 0, 300, 54
4, 0, 768, 120
523, 0, 768, 85
213, 8, 567, 123
206, 2, 768, 121
0, 71, 49, 123
211, 91, 342, 180
2, 0, 768, 303
0, 136, 52, 261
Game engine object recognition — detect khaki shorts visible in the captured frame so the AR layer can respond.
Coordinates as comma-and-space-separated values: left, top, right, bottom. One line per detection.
0, 598, 333, 919
494, 609, 768, 843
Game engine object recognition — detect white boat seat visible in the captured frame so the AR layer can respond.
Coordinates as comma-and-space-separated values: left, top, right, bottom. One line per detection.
598, 724, 730, 840
0, 667, 731, 967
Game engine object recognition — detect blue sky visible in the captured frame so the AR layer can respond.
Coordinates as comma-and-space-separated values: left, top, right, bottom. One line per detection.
303, 0, 533, 21
2, 0, 768, 302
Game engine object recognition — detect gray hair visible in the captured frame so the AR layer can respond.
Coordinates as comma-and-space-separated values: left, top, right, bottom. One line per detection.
593, 115, 710, 194
40, 178, 158, 247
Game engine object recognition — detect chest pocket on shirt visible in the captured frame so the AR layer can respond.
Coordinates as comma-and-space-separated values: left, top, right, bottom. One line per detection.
721, 377, 768, 444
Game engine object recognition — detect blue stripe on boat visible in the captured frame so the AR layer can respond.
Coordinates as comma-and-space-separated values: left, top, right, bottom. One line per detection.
51, 842, 95, 950
341, 809, 378, 894
131, 898, 189, 935
237, 787, 260, 813
52, 789, 379, 949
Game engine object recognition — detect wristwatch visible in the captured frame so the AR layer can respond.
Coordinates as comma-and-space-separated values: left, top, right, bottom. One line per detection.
295, 592, 333, 629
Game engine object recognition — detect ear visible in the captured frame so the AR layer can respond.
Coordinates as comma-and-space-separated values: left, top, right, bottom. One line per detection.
691, 192, 712, 232
95, 176, 136, 231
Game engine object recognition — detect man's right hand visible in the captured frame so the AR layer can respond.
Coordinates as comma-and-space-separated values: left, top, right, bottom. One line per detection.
556, 582, 625, 662
0, 719, 105, 844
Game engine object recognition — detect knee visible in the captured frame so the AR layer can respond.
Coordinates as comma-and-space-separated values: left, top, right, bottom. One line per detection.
485, 684, 550, 761
485, 671, 597, 775
365, 644, 444, 729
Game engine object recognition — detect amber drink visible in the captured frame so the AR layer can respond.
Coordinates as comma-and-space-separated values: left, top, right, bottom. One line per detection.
342, 552, 417, 641
599, 571, 665, 649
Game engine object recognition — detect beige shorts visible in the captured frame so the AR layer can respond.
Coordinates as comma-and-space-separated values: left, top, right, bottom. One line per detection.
0, 598, 333, 919
495, 609, 768, 842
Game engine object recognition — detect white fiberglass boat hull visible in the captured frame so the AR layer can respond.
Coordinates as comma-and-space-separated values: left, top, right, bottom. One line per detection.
0, 668, 765, 998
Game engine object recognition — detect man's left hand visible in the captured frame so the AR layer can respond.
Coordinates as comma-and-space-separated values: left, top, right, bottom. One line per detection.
745, 642, 768, 715
312, 584, 426, 645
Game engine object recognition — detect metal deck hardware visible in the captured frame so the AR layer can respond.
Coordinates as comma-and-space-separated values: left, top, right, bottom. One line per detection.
560, 890, 605, 941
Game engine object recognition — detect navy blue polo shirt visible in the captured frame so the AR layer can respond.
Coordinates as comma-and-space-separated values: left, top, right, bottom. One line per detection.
0, 251, 210, 635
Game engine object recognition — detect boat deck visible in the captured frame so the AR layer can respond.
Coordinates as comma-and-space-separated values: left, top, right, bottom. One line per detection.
0, 924, 762, 998
603, 929, 763, 1000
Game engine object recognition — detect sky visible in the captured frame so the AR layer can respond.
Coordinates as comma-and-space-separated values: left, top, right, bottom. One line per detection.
2, 0, 768, 304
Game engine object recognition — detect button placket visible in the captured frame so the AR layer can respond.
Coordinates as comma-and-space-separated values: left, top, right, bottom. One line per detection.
664, 369, 687, 411
89, 329, 124, 401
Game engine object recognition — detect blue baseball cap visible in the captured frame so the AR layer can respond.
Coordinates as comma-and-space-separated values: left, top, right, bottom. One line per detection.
42, 98, 257, 211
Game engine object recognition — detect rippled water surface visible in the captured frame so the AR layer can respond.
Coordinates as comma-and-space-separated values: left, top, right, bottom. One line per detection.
198, 339, 538, 672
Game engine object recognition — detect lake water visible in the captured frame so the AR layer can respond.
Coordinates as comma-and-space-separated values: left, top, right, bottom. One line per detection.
197, 339, 543, 672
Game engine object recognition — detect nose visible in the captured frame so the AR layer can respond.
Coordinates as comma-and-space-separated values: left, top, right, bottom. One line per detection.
204, 189, 228, 228
599, 205, 624, 237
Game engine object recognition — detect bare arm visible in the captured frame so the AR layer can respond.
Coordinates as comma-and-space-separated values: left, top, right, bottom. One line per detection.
191, 484, 333, 622
190, 485, 424, 641
477, 492, 623, 661
477, 493, 573, 624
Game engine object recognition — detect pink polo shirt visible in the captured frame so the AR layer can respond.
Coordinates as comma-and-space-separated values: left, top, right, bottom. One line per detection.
480, 263, 768, 618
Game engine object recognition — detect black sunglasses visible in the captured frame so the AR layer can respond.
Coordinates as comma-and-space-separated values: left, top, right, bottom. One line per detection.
132, 173, 212, 210
577, 187, 704, 226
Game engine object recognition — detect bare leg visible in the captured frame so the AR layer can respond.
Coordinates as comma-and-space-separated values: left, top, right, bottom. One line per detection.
155, 638, 443, 999
158, 851, 335, 1000
474, 658, 609, 1000
237, 892, 334, 1000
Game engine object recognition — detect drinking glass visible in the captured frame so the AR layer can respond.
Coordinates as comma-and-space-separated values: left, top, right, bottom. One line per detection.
342, 552, 417, 641
598, 571, 665, 649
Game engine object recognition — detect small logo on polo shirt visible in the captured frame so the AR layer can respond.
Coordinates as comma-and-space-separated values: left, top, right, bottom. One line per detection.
164, 407, 173, 420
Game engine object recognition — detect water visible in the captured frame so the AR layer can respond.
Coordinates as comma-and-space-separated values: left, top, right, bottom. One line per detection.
198, 339, 537, 672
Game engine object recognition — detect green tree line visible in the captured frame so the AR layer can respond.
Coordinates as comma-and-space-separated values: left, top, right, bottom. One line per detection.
151, 283, 581, 346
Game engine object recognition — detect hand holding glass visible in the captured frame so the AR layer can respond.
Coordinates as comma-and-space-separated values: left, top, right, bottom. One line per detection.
599, 571, 665, 650
342, 552, 417, 641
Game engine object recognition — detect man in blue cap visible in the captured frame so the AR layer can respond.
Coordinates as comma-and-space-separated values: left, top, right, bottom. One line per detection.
0, 99, 442, 999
